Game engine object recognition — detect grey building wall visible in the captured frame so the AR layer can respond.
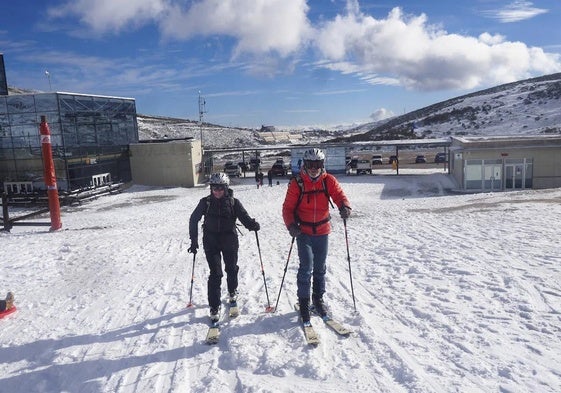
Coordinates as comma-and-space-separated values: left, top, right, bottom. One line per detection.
129, 140, 202, 188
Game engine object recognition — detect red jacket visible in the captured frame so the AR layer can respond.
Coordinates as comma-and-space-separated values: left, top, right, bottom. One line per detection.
282, 170, 350, 236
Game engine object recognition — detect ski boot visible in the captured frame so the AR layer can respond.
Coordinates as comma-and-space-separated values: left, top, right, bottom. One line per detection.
209, 306, 220, 323
312, 294, 328, 318
298, 298, 311, 323
228, 290, 238, 305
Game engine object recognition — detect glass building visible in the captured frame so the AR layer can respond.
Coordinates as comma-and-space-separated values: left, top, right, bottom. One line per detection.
0, 92, 138, 191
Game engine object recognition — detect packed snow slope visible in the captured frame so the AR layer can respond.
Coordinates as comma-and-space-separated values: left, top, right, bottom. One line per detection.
1, 171, 561, 393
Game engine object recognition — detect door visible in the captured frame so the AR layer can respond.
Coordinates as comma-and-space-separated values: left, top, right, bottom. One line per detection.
505, 164, 524, 190
484, 164, 502, 191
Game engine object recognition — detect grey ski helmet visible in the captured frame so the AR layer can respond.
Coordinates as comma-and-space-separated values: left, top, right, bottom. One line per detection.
209, 172, 230, 186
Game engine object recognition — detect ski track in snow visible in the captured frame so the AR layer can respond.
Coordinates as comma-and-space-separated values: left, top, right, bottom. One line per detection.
1, 173, 561, 392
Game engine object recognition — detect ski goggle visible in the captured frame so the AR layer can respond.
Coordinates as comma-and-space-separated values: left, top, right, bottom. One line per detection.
211, 185, 226, 192
304, 160, 324, 169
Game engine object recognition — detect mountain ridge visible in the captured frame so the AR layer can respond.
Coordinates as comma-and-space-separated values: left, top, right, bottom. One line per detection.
8, 72, 561, 148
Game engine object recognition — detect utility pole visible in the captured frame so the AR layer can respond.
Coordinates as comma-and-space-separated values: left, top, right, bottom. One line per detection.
45, 70, 52, 91
198, 91, 207, 175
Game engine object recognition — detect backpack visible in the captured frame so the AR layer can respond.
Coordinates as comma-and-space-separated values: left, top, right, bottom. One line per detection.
291, 174, 336, 234
292, 174, 335, 210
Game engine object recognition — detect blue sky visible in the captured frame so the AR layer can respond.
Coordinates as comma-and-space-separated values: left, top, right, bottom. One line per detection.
1, 1, 560, 129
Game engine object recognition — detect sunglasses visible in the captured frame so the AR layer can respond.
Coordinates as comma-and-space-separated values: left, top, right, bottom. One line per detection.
211, 185, 226, 192
305, 161, 324, 169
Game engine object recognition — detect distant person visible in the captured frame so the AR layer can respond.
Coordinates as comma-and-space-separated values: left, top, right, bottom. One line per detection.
0, 292, 14, 312
188, 172, 260, 321
255, 170, 264, 188
267, 169, 273, 187
282, 148, 352, 324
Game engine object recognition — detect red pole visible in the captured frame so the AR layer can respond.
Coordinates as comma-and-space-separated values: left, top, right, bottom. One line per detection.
40, 115, 62, 231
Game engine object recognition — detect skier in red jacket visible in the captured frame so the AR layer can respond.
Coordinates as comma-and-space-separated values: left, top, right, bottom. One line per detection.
282, 148, 351, 323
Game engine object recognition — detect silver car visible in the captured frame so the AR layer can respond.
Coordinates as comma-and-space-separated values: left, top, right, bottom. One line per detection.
223, 162, 242, 177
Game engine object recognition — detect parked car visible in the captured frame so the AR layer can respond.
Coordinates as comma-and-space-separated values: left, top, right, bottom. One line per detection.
434, 152, 447, 163
347, 158, 358, 169
249, 157, 261, 171
223, 162, 241, 177
270, 159, 290, 176
415, 155, 427, 164
388, 155, 398, 164
371, 154, 383, 165
356, 158, 372, 175
238, 161, 250, 172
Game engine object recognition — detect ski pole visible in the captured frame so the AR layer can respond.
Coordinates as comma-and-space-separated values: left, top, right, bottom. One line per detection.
273, 236, 295, 313
255, 231, 274, 312
187, 251, 196, 308
343, 219, 357, 312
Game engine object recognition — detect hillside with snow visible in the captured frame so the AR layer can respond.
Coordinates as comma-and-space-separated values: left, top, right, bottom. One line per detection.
336, 73, 561, 143
136, 73, 561, 147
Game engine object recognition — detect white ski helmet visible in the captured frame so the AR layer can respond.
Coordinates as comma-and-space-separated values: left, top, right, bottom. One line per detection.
303, 148, 325, 170
303, 148, 325, 161
209, 172, 230, 186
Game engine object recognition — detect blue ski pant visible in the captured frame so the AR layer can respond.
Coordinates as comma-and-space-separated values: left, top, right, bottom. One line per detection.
296, 233, 329, 300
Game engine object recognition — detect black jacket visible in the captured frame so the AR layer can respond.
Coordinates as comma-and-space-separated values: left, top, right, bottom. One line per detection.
189, 191, 256, 240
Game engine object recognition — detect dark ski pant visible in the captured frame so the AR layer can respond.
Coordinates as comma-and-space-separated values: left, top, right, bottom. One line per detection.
296, 233, 328, 300
203, 231, 239, 309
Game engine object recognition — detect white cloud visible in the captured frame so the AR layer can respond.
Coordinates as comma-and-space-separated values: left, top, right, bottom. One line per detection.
47, 0, 561, 92
49, 0, 312, 58
47, 0, 166, 34
370, 108, 394, 121
482, 1, 548, 23
312, 5, 561, 90
161, 0, 312, 58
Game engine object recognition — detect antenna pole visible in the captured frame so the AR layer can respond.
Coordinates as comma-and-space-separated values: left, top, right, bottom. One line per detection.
198, 91, 207, 176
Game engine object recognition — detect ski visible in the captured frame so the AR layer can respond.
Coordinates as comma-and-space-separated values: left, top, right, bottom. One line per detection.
321, 316, 352, 336
294, 303, 320, 346
205, 306, 223, 345
205, 321, 220, 345
309, 304, 353, 336
302, 321, 320, 346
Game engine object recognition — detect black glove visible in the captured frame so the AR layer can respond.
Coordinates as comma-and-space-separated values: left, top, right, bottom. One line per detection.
339, 206, 352, 219
248, 220, 260, 232
288, 223, 301, 238
188, 240, 199, 253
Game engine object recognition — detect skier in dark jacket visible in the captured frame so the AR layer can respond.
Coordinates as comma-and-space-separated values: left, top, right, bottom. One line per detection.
188, 172, 260, 321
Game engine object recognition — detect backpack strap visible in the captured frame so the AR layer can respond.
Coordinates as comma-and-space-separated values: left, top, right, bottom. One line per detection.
205, 190, 236, 216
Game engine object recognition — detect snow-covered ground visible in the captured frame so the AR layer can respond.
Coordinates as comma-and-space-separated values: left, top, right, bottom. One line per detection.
1, 171, 560, 393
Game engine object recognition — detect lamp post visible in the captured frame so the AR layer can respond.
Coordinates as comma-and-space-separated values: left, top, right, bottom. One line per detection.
198, 91, 206, 175
45, 70, 52, 91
